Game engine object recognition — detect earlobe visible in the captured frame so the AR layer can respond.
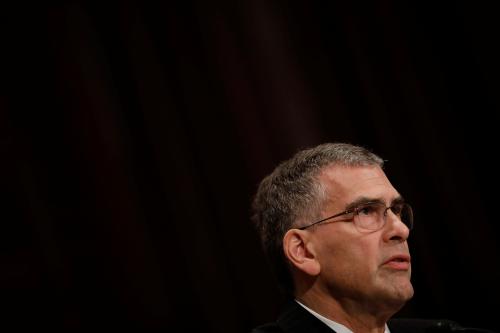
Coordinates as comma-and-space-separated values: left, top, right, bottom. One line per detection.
283, 229, 321, 276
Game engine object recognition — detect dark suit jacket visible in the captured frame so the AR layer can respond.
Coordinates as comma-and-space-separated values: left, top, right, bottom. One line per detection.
251, 301, 465, 333
251, 301, 338, 333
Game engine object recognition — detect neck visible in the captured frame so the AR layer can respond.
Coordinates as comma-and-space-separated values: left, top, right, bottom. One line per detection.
296, 288, 394, 333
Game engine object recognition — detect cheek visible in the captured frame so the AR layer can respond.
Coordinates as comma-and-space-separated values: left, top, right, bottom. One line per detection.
318, 237, 379, 278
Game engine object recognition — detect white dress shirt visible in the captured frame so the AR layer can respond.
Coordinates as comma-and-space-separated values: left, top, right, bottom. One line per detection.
295, 300, 391, 333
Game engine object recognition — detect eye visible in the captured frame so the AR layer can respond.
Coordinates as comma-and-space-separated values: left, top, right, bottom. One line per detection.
390, 203, 404, 216
357, 203, 379, 216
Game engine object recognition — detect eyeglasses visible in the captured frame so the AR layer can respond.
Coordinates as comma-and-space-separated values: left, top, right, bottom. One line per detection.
298, 201, 413, 232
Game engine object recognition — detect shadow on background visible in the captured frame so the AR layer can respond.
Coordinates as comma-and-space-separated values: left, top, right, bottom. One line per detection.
3, 1, 499, 331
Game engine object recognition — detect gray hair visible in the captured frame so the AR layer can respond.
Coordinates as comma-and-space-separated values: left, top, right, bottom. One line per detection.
251, 143, 384, 294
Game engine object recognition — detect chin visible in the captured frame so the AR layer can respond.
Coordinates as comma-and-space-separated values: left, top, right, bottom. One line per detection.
403, 284, 415, 301
394, 276, 414, 297
390, 283, 414, 309
376, 281, 414, 312
390, 272, 414, 299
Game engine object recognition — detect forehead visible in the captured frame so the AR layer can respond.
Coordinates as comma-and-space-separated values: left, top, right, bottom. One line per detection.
317, 164, 399, 206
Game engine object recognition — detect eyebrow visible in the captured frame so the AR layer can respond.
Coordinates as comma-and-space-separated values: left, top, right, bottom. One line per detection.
344, 195, 405, 212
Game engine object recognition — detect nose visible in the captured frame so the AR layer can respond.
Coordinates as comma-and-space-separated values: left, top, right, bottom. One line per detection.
383, 209, 410, 242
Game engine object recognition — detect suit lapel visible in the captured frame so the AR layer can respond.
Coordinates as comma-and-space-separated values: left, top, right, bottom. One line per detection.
276, 301, 337, 333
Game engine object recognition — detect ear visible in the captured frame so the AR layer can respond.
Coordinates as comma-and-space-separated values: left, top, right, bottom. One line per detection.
283, 229, 321, 276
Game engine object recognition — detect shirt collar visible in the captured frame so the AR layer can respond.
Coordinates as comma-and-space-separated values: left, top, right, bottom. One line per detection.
295, 300, 391, 333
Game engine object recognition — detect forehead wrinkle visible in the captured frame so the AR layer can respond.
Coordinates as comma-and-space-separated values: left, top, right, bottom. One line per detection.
317, 165, 402, 215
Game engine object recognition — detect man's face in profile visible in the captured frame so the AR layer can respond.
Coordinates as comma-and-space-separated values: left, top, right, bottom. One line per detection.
311, 165, 414, 312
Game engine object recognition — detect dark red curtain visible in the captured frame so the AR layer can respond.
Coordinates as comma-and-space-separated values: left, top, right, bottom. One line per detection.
3, 1, 499, 331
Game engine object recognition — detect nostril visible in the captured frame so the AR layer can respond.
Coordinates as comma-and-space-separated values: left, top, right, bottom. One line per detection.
389, 234, 404, 242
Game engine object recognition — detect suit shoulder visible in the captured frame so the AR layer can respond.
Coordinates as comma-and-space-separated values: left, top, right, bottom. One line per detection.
251, 322, 283, 333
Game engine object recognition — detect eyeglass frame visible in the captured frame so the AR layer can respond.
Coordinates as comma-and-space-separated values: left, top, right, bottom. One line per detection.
297, 199, 413, 232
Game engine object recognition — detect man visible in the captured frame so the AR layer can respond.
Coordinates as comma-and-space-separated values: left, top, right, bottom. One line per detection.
251, 143, 414, 333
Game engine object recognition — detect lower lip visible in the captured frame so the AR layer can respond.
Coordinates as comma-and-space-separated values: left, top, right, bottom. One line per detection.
384, 261, 410, 270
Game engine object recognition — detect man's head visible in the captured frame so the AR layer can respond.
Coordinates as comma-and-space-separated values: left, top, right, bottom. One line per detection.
251, 143, 413, 314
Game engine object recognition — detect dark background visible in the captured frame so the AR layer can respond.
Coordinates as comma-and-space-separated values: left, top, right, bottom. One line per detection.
3, 1, 499, 332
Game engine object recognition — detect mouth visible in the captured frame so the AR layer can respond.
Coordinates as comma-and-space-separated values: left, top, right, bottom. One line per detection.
383, 254, 411, 270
